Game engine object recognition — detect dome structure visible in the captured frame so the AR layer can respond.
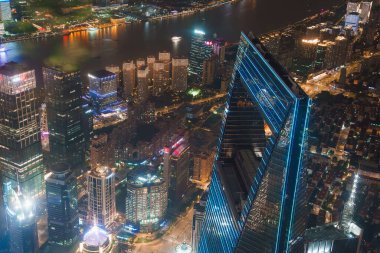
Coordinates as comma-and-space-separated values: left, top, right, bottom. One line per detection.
80, 225, 112, 253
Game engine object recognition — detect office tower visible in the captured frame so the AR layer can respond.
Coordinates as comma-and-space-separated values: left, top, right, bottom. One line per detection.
192, 193, 208, 253
43, 66, 85, 171
0, 62, 45, 197
189, 29, 213, 80
202, 55, 218, 85
122, 61, 136, 99
39, 103, 50, 152
88, 70, 118, 114
172, 58, 189, 92
0, 0, 11, 21
136, 66, 149, 103
169, 143, 190, 203
140, 101, 156, 124
314, 41, 336, 70
45, 163, 79, 247
79, 225, 113, 253
153, 61, 170, 96
3, 184, 39, 253
87, 166, 116, 228
198, 33, 311, 253
125, 166, 167, 232
193, 151, 214, 183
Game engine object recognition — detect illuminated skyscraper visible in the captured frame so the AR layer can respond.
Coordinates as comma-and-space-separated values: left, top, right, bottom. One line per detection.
88, 70, 118, 114
172, 58, 189, 92
189, 29, 213, 80
198, 33, 311, 253
125, 166, 167, 232
3, 183, 39, 253
87, 166, 116, 228
0, 62, 45, 197
43, 66, 85, 171
45, 163, 79, 247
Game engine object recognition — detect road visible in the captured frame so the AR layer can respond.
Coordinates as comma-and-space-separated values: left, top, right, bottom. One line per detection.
156, 93, 226, 116
132, 207, 193, 253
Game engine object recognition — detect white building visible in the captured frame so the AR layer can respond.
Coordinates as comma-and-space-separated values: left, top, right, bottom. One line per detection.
87, 166, 116, 228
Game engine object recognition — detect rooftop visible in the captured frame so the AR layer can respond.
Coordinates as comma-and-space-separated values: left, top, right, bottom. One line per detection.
0, 62, 32, 76
88, 69, 116, 79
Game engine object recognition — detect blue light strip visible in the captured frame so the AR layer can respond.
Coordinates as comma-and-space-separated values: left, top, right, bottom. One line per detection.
285, 98, 311, 252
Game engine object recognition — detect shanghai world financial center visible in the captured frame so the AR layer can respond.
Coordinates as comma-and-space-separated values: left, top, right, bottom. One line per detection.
198, 33, 311, 253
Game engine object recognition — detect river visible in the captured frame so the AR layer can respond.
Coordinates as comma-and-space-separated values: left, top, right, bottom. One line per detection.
0, 0, 343, 80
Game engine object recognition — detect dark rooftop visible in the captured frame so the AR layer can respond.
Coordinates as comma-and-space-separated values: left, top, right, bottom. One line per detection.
88, 69, 116, 78
0, 62, 32, 76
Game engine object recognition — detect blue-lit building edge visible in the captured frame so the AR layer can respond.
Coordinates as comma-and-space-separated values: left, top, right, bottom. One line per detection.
198, 70, 240, 253
198, 33, 311, 253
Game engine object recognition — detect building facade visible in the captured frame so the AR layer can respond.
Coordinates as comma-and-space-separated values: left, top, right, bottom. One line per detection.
0, 62, 45, 197
43, 66, 85, 171
189, 29, 213, 80
3, 184, 39, 253
125, 167, 167, 232
45, 163, 79, 247
198, 33, 311, 253
122, 61, 136, 99
172, 58, 189, 92
88, 70, 118, 114
87, 166, 116, 228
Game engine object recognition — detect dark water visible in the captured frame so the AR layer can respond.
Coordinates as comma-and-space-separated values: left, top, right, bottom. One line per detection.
0, 0, 343, 78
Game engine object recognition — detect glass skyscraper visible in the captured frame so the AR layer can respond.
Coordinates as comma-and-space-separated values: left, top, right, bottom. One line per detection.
45, 163, 79, 247
43, 66, 85, 171
189, 29, 213, 81
0, 62, 45, 197
198, 33, 311, 253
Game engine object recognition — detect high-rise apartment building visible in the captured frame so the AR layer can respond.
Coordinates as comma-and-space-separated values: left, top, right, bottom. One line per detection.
88, 70, 118, 114
125, 166, 167, 232
87, 166, 116, 228
189, 29, 213, 80
45, 163, 79, 247
122, 61, 136, 99
153, 61, 170, 96
172, 58, 189, 92
0, 62, 45, 197
136, 66, 149, 103
43, 66, 85, 171
198, 33, 311, 253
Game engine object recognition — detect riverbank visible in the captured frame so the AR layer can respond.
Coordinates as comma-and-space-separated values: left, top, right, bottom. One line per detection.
0, 0, 239, 44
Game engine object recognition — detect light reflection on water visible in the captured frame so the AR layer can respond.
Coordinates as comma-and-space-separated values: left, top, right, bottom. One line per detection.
0, 0, 343, 77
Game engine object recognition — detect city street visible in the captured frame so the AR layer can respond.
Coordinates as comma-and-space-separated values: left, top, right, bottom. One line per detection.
132, 207, 193, 253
